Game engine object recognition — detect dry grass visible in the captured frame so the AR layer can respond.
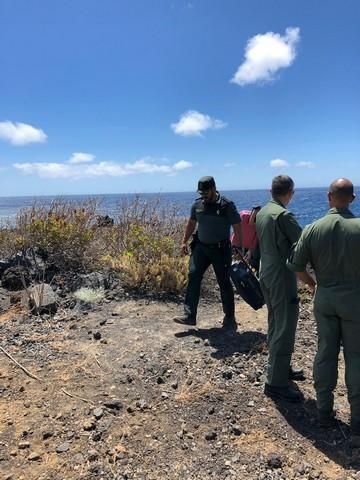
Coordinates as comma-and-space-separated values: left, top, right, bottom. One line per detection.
0, 305, 24, 323
174, 379, 219, 403
73, 287, 106, 303
174, 361, 223, 403
234, 429, 279, 455
0, 196, 188, 294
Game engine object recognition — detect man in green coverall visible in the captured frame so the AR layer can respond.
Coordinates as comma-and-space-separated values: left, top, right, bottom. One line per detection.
256, 175, 304, 402
287, 178, 360, 444
174, 176, 242, 330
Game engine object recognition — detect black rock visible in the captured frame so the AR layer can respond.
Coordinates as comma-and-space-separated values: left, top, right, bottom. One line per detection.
42, 431, 54, 440
205, 431, 217, 441
104, 399, 123, 411
96, 215, 114, 227
0, 260, 12, 276
2, 266, 30, 291
267, 452, 282, 469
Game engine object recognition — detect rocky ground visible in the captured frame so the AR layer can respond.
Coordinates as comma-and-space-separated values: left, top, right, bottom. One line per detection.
0, 283, 360, 480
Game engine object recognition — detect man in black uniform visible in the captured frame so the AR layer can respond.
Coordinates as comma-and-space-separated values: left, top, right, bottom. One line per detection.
174, 176, 242, 330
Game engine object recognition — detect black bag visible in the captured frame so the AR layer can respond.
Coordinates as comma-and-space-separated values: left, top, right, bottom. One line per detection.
230, 260, 265, 310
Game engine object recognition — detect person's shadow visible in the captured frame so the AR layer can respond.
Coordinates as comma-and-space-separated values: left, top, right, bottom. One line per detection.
175, 327, 360, 468
174, 326, 266, 359
271, 396, 360, 469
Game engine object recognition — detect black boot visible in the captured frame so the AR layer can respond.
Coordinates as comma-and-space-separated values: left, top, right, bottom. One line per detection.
289, 366, 305, 381
173, 314, 196, 326
318, 409, 336, 428
264, 384, 303, 403
222, 315, 237, 331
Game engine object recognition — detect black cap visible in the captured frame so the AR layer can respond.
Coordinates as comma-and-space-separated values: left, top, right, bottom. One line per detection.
197, 176, 216, 192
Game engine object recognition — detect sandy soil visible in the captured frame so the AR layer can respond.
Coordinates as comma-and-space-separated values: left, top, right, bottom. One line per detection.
0, 290, 359, 480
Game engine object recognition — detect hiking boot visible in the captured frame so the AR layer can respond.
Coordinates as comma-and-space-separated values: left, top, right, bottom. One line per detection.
222, 315, 237, 331
289, 366, 306, 381
318, 410, 336, 428
264, 384, 303, 403
173, 315, 196, 326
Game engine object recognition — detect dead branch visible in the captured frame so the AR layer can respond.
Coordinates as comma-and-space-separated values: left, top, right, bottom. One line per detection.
0, 346, 42, 381
61, 388, 95, 405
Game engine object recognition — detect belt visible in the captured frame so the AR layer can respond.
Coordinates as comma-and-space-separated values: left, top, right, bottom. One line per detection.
199, 239, 230, 248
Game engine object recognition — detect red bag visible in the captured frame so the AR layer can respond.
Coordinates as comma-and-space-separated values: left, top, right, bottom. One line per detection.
231, 208, 260, 249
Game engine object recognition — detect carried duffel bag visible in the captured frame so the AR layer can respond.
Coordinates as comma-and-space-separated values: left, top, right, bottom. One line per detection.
229, 258, 265, 311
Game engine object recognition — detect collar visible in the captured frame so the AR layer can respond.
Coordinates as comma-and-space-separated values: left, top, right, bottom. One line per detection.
270, 198, 286, 208
327, 207, 354, 216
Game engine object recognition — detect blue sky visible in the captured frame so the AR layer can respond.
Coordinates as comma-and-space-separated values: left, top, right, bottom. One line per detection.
0, 0, 359, 196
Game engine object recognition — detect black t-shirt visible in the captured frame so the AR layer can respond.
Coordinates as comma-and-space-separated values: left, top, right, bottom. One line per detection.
190, 193, 241, 244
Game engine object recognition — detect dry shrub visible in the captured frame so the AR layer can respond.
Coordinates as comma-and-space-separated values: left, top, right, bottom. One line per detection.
0, 227, 17, 258
13, 199, 99, 270
100, 196, 188, 294
174, 380, 217, 403
73, 287, 105, 303
105, 250, 188, 293
0, 195, 189, 294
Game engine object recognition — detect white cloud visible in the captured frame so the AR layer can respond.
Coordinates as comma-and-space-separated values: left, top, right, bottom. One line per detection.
68, 152, 95, 164
173, 160, 192, 171
13, 158, 193, 179
231, 27, 300, 86
270, 158, 290, 168
171, 110, 227, 137
296, 161, 315, 168
14, 162, 73, 178
0, 121, 47, 145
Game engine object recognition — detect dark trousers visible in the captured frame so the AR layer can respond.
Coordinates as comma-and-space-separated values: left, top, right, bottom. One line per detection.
184, 241, 234, 321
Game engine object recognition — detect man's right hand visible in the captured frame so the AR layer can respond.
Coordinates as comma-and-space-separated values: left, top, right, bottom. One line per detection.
181, 243, 189, 256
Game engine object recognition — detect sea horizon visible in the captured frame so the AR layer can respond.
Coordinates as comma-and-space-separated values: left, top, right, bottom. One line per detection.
1, 186, 360, 227
0, 185, 343, 200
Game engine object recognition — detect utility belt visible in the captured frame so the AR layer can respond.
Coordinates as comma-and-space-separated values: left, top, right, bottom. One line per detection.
191, 232, 230, 250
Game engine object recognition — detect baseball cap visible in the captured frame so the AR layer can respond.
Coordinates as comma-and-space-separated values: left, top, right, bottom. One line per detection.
197, 176, 216, 192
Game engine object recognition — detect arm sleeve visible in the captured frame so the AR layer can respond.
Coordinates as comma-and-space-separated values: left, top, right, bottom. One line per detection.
278, 210, 302, 245
287, 227, 310, 272
227, 201, 241, 225
190, 203, 197, 221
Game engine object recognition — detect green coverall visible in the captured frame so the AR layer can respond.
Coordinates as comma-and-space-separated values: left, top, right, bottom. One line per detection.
256, 199, 302, 387
287, 207, 360, 426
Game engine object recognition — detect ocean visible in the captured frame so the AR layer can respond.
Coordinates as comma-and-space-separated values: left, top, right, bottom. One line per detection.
0, 187, 359, 227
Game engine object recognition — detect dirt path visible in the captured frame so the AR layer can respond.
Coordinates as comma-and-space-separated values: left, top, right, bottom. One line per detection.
0, 294, 359, 479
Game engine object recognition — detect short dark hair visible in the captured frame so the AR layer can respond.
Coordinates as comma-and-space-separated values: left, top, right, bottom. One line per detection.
271, 175, 294, 196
